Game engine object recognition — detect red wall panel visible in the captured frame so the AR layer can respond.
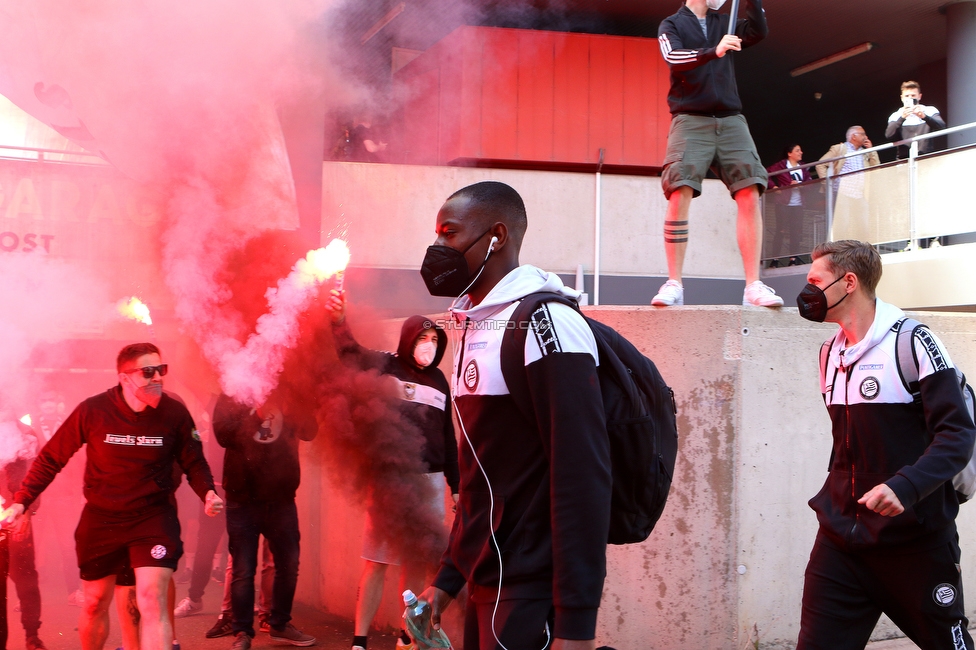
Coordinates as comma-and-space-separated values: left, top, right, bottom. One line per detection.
516, 31, 555, 162
552, 33, 591, 164
395, 26, 672, 170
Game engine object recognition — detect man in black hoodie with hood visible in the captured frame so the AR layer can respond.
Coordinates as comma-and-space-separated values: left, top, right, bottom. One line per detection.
328, 289, 459, 650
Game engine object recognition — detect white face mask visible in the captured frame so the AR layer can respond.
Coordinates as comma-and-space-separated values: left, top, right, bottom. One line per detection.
707, 0, 727, 9
414, 341, 436, 368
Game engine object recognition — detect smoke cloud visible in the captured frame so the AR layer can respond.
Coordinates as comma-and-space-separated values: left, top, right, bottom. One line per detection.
0, 421, 38, 470
0, 0, 456, 582
283, 308, 449, 564
220, 242, 348, 406
0, 252, 112, 414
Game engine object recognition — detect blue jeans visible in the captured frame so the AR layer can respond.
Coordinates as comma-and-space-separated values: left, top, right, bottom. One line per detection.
226, 500, 301, 636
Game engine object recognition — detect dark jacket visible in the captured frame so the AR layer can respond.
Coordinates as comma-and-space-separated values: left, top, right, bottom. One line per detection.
813, 300, 975, 551
14, 386, 215, 514
766, 158, 812, 205
332, 315, 459, 494
213, 394, 317, 504
885, 106, 946, 158
430, 265, 611, 641
657, 1, 767, 115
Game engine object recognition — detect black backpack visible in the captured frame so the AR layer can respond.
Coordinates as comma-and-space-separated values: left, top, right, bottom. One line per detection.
499, 292, 678, 545
893, 318, 976, 502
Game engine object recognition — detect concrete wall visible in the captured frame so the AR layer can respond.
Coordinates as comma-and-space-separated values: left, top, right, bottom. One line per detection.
295, 305, 976, 649
322, 161, 744, 280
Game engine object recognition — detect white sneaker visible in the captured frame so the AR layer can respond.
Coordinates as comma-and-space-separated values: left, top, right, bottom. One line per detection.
651, 280, 684, 306
743, 281, 784, 307
174, 596, 203, 618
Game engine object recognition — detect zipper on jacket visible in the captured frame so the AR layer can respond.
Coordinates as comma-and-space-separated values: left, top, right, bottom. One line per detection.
455, 321, 469, 391
840, 353, 860, 546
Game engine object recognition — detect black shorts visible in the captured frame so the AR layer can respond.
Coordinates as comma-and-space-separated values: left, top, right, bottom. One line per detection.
75, 504, 183, 582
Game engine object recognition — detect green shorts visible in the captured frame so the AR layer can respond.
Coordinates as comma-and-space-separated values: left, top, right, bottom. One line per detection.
661, 113, 767, 199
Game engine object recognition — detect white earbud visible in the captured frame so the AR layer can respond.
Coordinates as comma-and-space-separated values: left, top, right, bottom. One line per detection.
489, 236, 498, 250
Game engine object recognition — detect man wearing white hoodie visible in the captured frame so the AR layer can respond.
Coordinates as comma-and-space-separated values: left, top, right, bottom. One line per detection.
795, 240, 976, 649
417, 181, 612, 650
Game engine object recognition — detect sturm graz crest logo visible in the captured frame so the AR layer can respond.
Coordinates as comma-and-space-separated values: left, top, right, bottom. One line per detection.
403, 383, 417, 400
860, 376, 880, 400
150, 545, 168, 560
934, 583, 957, 607
463, 359, 479, 391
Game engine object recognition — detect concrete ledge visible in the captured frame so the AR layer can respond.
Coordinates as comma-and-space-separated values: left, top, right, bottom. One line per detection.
296, 306, 976, 649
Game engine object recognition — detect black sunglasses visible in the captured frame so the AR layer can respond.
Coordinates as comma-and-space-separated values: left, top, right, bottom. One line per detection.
123, 364, 168, 379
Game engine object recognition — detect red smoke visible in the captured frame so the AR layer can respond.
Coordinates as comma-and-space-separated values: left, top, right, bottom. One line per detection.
281, 303, 449, 565
0, 0, 449, 585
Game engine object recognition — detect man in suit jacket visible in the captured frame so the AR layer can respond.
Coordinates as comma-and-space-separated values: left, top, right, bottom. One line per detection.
817, 127, 881, 242
816, 126, 880, 180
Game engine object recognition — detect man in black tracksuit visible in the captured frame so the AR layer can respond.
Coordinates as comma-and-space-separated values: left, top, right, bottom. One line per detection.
327, 298, 460, 650
652, 0, 784, 308
796, 240, 976, 649
417, 181, 611, 650
0, 342, 222, 650
213, 391, 318, 648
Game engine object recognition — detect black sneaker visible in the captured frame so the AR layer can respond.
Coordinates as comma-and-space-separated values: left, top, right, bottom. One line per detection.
25, 636, 47, 650
206, 614, 234, 639
230, 632, 252, 650
269, 623, 316, 646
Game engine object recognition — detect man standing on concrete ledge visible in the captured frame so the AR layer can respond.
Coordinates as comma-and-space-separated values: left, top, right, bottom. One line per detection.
653, 0, 783, 308
795, 240, 976, 649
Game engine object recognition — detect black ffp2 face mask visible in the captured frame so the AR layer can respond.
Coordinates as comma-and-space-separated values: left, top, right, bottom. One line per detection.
420, 229, 492, 297
796, 274, 848, 322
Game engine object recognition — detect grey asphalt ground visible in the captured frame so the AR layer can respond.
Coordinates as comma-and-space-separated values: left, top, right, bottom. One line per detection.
2, 564, 922, 650
3, 570, 398, 650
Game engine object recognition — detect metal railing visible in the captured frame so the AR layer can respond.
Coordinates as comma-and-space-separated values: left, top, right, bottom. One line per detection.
0, 143, 106, 165
763, 121, 976, 262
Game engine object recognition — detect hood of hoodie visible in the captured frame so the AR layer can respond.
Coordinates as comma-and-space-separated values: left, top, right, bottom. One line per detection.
450, 264, 581, 322
827, 298, 905, 369
397, 314, 447, 369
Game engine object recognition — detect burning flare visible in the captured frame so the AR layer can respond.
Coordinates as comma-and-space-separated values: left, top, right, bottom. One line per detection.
301, 238, 350, 284
19, 414, 31, 426
220, 239, 350, 406
118, 297, 153, 325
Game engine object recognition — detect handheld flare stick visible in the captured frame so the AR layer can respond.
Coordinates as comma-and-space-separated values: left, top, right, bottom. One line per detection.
118, 296, 157, 342
726, 0, 740, 35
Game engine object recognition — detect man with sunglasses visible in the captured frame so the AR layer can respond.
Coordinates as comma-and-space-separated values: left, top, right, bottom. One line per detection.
0, 342, 223, 650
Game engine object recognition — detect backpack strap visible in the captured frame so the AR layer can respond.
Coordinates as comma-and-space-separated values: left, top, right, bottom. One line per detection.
819, 340, 831, 397
819, 339, 846, 408
894, 317, 923, 403
499, 292, 579, 425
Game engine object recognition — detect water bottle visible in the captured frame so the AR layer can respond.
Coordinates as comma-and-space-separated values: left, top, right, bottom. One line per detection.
402, 589, 452, 650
